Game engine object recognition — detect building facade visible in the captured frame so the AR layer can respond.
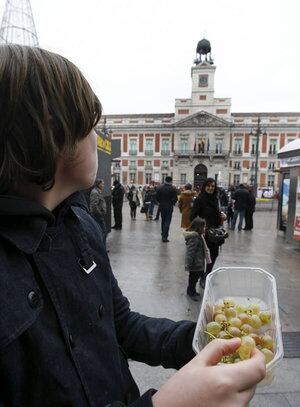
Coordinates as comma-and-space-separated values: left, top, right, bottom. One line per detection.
98, 39, 300, 190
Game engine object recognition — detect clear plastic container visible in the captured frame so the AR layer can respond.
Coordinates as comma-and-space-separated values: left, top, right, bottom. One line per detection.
192, 267, 284, 385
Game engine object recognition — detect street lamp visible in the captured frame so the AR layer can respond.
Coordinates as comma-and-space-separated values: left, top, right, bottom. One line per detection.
249, 116, 267, 196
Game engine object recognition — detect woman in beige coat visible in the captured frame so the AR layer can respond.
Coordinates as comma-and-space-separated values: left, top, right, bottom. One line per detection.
178, 183, 196, 228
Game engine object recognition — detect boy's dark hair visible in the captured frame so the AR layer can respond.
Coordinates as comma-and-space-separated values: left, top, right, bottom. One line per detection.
0, 44, 102, 193
187, 217, 206, 234
165, 176, 172, 183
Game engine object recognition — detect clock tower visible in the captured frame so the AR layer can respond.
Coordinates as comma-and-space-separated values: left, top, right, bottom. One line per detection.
175, 38, 231, 119
190, 38, 216, 115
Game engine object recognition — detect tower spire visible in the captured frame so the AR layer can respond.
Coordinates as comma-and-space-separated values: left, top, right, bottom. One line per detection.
0, 0, 39, 46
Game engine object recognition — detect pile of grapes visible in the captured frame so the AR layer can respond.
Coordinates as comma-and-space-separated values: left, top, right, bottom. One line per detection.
205, 298, 274, 364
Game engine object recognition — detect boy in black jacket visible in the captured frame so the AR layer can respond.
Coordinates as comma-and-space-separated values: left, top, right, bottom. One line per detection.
0, 44, 265, 406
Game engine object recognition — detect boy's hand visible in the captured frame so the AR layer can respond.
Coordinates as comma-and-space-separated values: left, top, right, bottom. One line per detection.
152, 338, 266, 407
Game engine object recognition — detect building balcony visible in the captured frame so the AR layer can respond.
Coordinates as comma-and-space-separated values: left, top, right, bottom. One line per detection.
250, 150, 258, 156
232, 150, 243, 156
233, 166, 241, 171
145, 149, 153, 156
213, 150, 229, 158
129, 149, 137, 155
268, 150, 277, 156
112, 165, 121, 172
161, 150, 170, 156
145, 165, 153, 171
161, 165, 169, 170
174, 149, 229, 158
174, 149, 191, 156
128, 165, 137, 171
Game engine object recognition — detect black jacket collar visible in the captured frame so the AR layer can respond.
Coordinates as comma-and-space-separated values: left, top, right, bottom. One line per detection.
0, 192, 88, 254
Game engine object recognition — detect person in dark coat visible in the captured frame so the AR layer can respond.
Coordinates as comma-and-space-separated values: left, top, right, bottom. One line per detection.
155, 176, 178, 242
244, 186, 256, 230
112, 179, 125, 229
218, 187, 229, 214
127, 185, 140, 220
90, 178, 107, 245
0, 44, 266, 407
226, 186, 235, 228
231, 184, 250, 231
190, 178, 225, 286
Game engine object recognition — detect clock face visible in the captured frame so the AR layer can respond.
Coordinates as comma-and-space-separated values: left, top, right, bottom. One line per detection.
198, 74, 208, 87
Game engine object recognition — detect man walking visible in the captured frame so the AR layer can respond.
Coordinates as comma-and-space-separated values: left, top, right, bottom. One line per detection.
156, 176, 178, 242
244, 186, 256, 230
90, 179, 107, 246
112, 179, 124, 230
231, 184, 250, 231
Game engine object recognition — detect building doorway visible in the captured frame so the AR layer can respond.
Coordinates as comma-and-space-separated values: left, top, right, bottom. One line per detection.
194, 164, 207, 189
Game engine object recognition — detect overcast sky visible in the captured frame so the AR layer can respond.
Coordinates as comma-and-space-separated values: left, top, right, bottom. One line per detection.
1, 0, 299, 115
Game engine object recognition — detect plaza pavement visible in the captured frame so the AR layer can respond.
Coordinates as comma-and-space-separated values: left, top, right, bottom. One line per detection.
107, 203, 300, 406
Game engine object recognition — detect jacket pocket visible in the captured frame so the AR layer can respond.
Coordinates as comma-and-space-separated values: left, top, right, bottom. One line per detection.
0, 254, 43, 349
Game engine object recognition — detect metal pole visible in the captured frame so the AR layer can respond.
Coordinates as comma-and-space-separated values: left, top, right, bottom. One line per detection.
254, 117, 261, 197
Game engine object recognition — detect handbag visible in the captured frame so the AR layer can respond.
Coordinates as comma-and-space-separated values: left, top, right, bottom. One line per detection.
140, 205, 146, 213
206, 227, 229, 246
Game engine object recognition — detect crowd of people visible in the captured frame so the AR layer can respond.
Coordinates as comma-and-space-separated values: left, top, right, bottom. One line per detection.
97, 178, 257, 303
108, 180, 257, 233
0, 44, 266, 406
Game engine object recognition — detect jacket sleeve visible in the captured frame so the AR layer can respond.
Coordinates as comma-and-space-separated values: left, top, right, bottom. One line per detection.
185, 237, 198, 270
190, 197, 202, 221
155, 188, 161, 203
90, 190, 100, 215
107, 389, 156, 407
110, 268, 196, 370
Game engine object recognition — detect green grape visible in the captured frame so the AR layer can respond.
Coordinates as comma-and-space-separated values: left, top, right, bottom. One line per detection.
259, 310, 272, 325
223, 298, 235, 308
227, 326, 242, 337
234, 357, 241, 363
206, 321, 221, 337
235, 304, 247, 314
245, 307, 253, 315
261, 334, 274, 351
239, 313, 252, 325
213, 304, 224, 315
228, 317, 242, 328
249, 333, 261, 345
218, 330, 231, 339
261, 348, 274, 364
224, 307, 237, 318
237, 336, 256, 360
214, 314, 227, 324
240, 324, 254, 335
221, 354, 235, 364
250, 315, 262, 329
250, 303, 261, 315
